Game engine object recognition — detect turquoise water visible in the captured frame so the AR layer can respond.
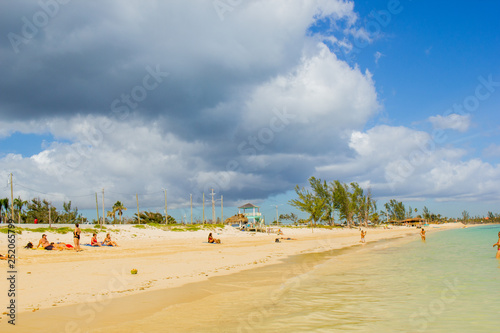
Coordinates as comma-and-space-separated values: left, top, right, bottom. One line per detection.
234, 225, 500, 333
97, 225, 500, 332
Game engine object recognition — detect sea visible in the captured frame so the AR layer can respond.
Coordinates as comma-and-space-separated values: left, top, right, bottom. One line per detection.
30, 224, 495, 333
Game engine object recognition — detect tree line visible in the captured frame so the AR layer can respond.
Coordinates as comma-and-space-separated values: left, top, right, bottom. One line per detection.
0, 197, 178, 224
287, 177, 476, 227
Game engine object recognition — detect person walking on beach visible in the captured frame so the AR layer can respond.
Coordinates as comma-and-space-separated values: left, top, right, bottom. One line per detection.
74, 223, 81, 252
492, 231, 500, 259
420, 228, 426, 242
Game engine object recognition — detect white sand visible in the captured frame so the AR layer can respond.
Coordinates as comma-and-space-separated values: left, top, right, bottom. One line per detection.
0, 222, 463, 328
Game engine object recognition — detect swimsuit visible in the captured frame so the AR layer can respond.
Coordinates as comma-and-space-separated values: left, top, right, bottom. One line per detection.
74, 230, 80, 239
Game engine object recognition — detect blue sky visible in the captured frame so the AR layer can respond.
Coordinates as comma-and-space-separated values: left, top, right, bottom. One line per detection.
1, 0, 499, 222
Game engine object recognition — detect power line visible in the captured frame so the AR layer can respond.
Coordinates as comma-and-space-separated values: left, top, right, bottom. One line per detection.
15, 183, 95, 198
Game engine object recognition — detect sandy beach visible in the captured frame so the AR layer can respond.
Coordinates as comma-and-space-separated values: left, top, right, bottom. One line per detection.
0, 222, 464, 331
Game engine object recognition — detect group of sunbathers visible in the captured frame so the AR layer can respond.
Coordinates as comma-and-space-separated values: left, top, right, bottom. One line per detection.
33, 234, 73, 250
90, 233, 118, 247
24, 232, 118, 251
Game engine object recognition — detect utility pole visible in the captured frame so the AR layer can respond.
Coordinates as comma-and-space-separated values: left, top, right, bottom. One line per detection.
202, 192, 205, 224
164, 189, 168, 224
10, 173, 14, 221
221, 195, 223, 225
211, 189, 215, 224
101, 188, 105, 225
136, 193, 140, 224
95, 193, 99, 224
190, 194, 193, 224
48, 203, 51, 228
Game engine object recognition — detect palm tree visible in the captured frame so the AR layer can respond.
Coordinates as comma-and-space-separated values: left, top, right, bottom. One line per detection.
113, 201, 127, 224
106, 210, 116, 224
13, 197, 28, 223
0, 198, 9, 223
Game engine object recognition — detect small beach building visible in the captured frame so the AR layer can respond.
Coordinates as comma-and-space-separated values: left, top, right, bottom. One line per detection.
387, 217, 425, 227
238, 203, 262, 225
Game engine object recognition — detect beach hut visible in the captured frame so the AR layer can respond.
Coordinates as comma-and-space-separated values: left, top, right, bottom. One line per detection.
387, 218, 425, 227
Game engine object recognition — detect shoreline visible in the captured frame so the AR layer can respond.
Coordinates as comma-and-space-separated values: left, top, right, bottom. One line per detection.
0, 223, 464, 331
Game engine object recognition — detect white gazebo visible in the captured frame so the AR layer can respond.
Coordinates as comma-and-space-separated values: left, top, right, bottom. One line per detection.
238, 203, 262, 225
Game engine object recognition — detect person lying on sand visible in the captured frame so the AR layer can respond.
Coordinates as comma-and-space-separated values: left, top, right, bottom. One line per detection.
91, 233, 102, 247
208, 233, 221, 244
275, 237, 297, 242
493, 231, 500, 259
54, 242, 74, 250
37, 234, 55, 250
102, 233, 118, 246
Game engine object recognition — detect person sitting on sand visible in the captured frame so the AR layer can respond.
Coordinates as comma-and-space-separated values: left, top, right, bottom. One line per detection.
37, 234, 55, 250
420, 228, 426, 241
208, 232, 221, 244
90, 233, 102, 247
102, 233, 118, 247
492, 231, 500, 259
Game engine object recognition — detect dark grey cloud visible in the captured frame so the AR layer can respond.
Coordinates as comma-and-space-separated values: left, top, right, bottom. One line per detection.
0, 1, 384, 210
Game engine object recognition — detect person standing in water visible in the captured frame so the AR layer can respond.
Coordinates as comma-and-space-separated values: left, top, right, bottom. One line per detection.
360, 229, 366, 243
420, 228, 426, 241
492, 231, 500, 259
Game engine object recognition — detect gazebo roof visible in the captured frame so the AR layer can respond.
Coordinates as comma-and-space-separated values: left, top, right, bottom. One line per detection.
238, 203, 259, 209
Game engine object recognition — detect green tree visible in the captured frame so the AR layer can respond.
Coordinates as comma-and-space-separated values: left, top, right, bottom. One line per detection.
61, 201, 80, 224
309, 177, 335, 225
385, 199, 406, 221
26, 198, 59, 224
0, 198, 10, 222
422, 206, 431, 221
289, 185, 325, 229
331, 180, 350, 227
359, 189, 376, 227
13, 197, 28, 223
106, 210, 116, 223
112, 201, 127, 224
406, 205, 413, 219
279, 213, 299, 225
461, 210, 470, 223
134, 211, 165, 224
